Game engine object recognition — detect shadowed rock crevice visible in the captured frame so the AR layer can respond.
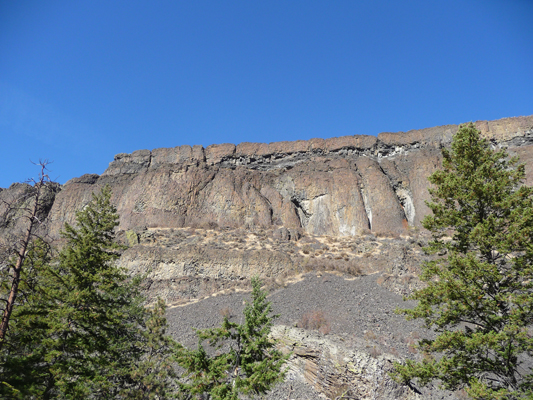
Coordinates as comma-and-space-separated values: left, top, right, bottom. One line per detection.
358, 183, 372, 231
377, 160, 415, 226
290, 197, 309, 228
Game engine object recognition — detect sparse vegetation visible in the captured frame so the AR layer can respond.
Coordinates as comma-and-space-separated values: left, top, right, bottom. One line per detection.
300, 257, 362, 276
219, 306, 232, 319
301, 244, 312, 254
375, 230, 402, 239
175, 277, 289, 399
369, 345, 382, 358
298, 310, 331, 334
364, 330, 377, 341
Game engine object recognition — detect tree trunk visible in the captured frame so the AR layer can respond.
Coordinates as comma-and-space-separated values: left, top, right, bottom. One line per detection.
0, 168, 46, 350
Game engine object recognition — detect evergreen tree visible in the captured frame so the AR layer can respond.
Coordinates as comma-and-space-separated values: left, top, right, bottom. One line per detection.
175, 277, 289, 400
0, 239, 54, 398
0, 186, 179, 399
119, 298, 180, 400
392, 123, 533, 399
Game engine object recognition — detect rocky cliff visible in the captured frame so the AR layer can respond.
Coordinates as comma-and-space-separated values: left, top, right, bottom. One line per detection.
2, 115, 532, 297
37, 115, 533, 240
4, 115, 532, 399
2, 114, 531, 304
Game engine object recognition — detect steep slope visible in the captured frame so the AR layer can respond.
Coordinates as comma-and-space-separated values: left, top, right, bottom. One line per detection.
3, 115, 532, 399
2, 115, 532, 304
44, 115, 533, 238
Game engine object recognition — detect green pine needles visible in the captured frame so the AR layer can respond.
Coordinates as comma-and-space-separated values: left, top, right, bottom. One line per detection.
0, 186, 178, 399
392, 123, 533, 399
175, 277, 289, 400
0, 185, 288, 399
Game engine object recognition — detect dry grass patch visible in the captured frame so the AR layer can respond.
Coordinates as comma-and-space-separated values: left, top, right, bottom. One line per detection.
369, 345, 382, 358
298, 310, 331, 334
219, 307, 232, 319
364, 330, 377, 341
300, 257, 362, 277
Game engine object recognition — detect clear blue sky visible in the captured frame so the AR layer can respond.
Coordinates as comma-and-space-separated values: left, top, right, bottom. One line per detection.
1, 0, 532, 187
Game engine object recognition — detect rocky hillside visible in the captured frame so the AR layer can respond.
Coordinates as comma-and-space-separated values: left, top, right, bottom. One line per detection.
167, 272, 449, 400
1, 115, 532, 399
2, 115, 532, 302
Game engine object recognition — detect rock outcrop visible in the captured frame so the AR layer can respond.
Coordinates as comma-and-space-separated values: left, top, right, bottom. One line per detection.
2, 114, 532, 302
39, 115, 533, 238
0, 181, 60, 249
114, 226, 428, 305
1, 115, 532, 301
3, 116, 530, 399
271, 325, 422, 400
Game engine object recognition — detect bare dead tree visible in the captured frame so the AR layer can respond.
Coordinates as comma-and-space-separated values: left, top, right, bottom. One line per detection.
0, 161, 55, 350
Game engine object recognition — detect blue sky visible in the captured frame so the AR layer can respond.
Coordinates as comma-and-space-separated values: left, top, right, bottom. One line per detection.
1, 1, 532, 187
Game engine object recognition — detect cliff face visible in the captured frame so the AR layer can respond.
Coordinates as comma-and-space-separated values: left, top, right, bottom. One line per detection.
3, 116, 532, 399
43, 115, 533, 238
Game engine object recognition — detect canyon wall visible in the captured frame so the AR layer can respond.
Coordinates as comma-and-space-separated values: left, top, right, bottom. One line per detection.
3, 116, 531, 400
1, 115, 532, 305
40, 115, 533, 238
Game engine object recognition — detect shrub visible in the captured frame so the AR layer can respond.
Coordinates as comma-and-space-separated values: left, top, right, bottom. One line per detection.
298, 310, 331, 334
301, 244, 312, 254
375, 230, 401, 239
369, 345, 382, 358
364, 330, 377, 341
297, 256, 362, 277
219, 307, 232, 319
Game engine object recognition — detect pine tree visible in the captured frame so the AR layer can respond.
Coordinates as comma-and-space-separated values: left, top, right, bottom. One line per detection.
392, 123, 533, 399
0, 238, 54, 398
0, 186, 179, 399
119, 298, 180, 400
175, 277, 289, 400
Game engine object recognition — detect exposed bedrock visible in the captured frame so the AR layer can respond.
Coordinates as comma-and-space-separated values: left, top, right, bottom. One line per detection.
122, 246, 295, 305
0, 181, 61, 249
271, 325, 423, 400
42, 115, 533, 238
